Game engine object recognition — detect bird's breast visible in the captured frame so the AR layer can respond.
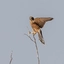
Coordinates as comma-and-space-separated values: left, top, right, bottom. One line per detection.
30, 21, 40, 32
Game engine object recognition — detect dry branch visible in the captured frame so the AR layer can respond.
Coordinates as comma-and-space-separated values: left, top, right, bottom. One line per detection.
25, 33, 40, 64
9, 51, 13, 64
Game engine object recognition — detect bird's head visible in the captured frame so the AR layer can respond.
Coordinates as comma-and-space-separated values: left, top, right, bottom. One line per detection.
29, 16, 34, 21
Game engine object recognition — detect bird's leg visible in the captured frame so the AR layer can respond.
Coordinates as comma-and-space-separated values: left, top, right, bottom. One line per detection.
28, 30, 36, 35
28, 31, 31, 34
28, 31, 31, 36
30, 31, 36, 35
28, 31, 34, 35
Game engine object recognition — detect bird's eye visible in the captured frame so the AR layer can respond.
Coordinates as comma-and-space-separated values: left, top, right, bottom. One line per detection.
29, 16, 34, 20
31, 17, 34, 20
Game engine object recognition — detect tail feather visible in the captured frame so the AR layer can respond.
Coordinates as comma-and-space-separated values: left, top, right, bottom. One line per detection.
38, 30, 45, 44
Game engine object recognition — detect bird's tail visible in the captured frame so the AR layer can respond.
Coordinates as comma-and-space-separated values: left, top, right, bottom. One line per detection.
38, 29, 45, 44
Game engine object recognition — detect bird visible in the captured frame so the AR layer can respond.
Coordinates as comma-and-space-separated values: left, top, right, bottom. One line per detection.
29, 16, 53, 44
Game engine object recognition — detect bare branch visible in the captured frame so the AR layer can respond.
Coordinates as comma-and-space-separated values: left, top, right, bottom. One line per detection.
24, 33, 35, 42
24, 33, 40, 64
9, 51, 13, 64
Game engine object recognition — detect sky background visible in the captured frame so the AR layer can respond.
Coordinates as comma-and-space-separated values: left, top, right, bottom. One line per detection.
0, 0, 64, 64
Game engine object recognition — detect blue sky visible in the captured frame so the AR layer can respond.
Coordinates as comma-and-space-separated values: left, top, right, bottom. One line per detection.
0, 0, 64, 64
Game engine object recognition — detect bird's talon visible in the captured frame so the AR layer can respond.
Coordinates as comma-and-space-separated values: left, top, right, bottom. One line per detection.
28, 31, 31, 34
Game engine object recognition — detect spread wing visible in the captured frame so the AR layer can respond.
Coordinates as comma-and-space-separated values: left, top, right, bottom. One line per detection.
33, 17, 53, 28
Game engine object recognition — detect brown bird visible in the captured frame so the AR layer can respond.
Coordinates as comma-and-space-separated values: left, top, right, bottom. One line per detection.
29, 16, 53, 44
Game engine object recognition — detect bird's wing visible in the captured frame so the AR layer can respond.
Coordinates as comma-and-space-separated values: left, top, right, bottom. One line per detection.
33, 17, 53, 28
36, 17, 53, 22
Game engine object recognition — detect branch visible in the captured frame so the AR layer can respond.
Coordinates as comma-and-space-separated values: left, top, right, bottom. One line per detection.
24, 34, 34, 42
24, 33, 40, 64
9, 51, 13, 64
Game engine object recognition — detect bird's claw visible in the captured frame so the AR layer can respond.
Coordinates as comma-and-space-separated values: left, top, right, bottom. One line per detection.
28, 31, 31, 34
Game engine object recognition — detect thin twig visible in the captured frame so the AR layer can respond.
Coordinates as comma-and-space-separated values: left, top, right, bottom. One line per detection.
24, 33, 40, 64
9, 51, 13, 64
24, 34, 35, 42
33, 34, 40, 64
